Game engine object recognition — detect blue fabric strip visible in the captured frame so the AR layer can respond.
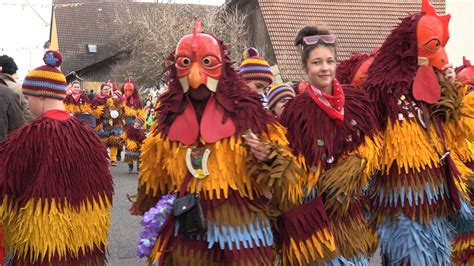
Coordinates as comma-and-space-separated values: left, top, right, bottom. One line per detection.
379, 215, 453, 265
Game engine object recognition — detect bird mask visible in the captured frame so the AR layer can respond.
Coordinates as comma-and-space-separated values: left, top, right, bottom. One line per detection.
175, 20, 222, 93
413, 0, 451, 104
167, 20, 235, 145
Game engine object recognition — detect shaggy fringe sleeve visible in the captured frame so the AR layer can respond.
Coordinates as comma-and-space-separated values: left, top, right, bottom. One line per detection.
318, 133, 383, 219
245, 122, 304, 213
135, 132, 172, 215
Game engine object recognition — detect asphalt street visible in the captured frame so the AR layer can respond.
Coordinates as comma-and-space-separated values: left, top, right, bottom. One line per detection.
107, 161, 382, 265
108, 162, 147, 266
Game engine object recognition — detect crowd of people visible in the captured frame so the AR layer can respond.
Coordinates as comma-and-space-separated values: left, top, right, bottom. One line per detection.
1, 0, 474, 265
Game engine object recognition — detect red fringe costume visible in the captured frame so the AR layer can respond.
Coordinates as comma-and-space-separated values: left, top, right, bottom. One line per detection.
280, 81, 381, 265
0, 109, 114, 265
363, 1, 474, 264
133, 23, 311, 266
121, 80, 145, 164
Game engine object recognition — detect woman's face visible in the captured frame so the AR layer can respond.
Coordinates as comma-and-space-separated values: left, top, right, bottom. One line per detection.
101, 85, 111, 96
72, 83, 81, 93
246, 80, 270, 96
305, 46, 336, 92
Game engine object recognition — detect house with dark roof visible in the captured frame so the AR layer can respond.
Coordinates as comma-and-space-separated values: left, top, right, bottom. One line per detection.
48, 0, 140, 89
49, 0, 217, 90
227, 0, 446, 82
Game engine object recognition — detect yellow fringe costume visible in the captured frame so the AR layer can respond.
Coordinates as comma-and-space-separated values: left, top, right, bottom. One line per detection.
135, 123, 307, 265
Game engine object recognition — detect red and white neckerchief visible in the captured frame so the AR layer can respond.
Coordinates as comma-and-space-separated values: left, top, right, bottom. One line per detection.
71, 92, 82, 103
307, 79, 345, 123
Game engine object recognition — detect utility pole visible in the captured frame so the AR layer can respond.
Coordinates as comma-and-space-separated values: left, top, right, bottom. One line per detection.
25, 0, 49, 27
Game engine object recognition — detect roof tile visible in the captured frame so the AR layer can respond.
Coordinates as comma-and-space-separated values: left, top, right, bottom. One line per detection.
258, 0, 445, 81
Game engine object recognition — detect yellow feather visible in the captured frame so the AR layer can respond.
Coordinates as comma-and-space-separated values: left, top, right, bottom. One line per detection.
1, 194, 111, 264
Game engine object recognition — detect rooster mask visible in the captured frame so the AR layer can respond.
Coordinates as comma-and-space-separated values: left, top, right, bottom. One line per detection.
166, 21, 235, 145
175, 21, 222, 93
413, 0, 451, 104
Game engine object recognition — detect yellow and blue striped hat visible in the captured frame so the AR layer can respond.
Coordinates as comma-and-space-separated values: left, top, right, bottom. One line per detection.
22, 50, 67, 100
239, 47, 273, 84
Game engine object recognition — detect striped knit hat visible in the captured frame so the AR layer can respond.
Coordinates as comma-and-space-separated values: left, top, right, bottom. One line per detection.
134, 116, 145, 127
266, 83, 296, 110
22, 50, 67, 100
239, 48, 273, 84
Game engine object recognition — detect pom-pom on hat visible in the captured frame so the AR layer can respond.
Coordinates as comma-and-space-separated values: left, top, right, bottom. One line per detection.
239, 47, 273, 84
22, 50, 67, 100
266, 83, 296, 110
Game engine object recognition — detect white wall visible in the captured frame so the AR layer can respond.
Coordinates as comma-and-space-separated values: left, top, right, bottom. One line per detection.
0, 0, 52, 81
446, 0, 474, 67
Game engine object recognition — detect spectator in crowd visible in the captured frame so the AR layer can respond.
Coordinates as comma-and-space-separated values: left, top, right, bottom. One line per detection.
0, 55, 34, 121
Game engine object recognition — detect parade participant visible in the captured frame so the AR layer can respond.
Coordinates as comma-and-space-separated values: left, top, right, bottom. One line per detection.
129, 21, 309, 265
0, 50, 113, 265
123, 116, 146, 174
63, 80, 96, 127
265, 82, 295, 119
121, 79, 145, 169
93, 82, 124, 166
450, 56, 474, 265
280, 25, 381, 265
239, 47, 273, 96
363, 1, 474, 264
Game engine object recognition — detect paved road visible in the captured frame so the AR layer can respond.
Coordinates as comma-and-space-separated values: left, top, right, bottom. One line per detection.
108, 162, 147, 266
107, 161, 382, 265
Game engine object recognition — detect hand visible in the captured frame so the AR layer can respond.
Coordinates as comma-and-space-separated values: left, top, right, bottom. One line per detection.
441, 63, 456, 84
246, 138, 272, 162
129, 202, 140, 215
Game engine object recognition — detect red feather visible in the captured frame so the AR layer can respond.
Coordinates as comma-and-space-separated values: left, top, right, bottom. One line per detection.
0, 116, 114, 209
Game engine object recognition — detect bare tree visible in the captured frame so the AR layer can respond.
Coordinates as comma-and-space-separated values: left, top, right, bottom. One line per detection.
111, 1, 249, 87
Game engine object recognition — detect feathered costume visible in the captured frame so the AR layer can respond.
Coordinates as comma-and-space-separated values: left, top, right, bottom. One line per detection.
364, 1, 474, 264
64, 91, 95, 127
450, 57, 474, 266
280, 80, 381, 265
133, 22, 304, 265
0, 109, 114, 265
64, 92, 93, 115
121, 80, 145, 163
92, 92, 124, 162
